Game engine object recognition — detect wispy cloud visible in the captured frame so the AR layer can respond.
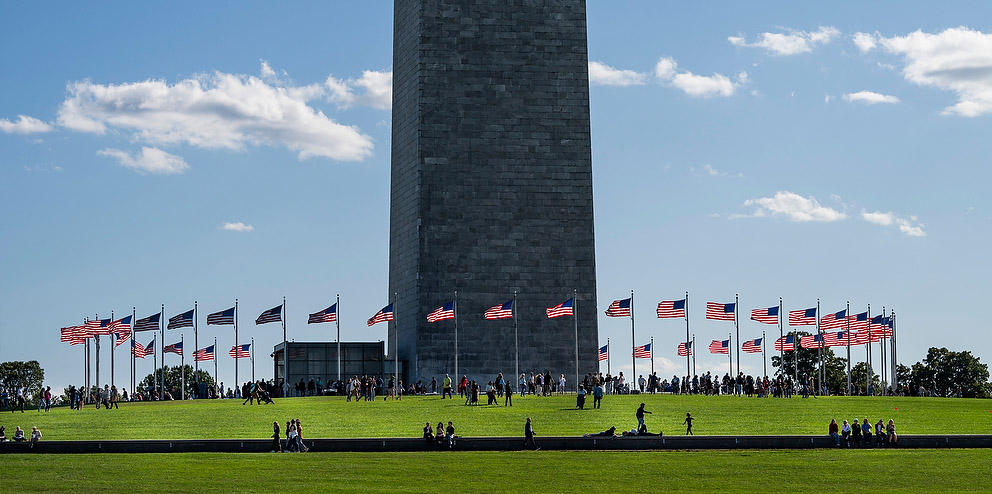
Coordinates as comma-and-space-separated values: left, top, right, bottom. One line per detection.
588, 61, 648, 86
325, 70, 392, 110
221, 222, 254, 232
861, 210, 926, 237
739, 191, 846, 222
0, 115, 53, 134
729, 26, 840, 56
655, 57, 746, 97
843, 90, 900, 104
97, 147, 189, 174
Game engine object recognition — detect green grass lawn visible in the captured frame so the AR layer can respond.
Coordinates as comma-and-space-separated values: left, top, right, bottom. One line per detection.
3, 450, 991, 492
5, 394, 990, 440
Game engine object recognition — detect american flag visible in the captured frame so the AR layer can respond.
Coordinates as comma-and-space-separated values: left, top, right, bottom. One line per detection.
164, 341, 183, 355
167, 309, 194, 330
193, 345, 215, 361
598, 345, 608, 361
657, 299, 686, 319
426, 301, 455, 323
62, 325, 87, 345
546, 298, 574, 319
742, 338, 763, 353
750, 306, 779, 325
633, 343, 652, 358
706, 302, 736, 321
308, 303, 337, 324
83, 319, 102, 335
605, 298, 631, 317
229, 344, 251, 359
677, 341, 693, 356
871, 316, 893, 338
849, 331, 870, 345
849, 311, 870, 331
367, 304, 394, 326
820, 310, 847, 330
91, 318, 113, 336
207, 307, 235, 325
822, 331, 847, 347
799, 333, 824, 349
134, 312, 161, 332
60, 326, 76, 342
132, 340, 151, 358
789, 308, 817, 326
114, 330, 131, 347
774, 335, 795, 351
256, 304, 283, 325
484, 300, 514, 320
708, 339, 729, 354
109, 315, 132, 333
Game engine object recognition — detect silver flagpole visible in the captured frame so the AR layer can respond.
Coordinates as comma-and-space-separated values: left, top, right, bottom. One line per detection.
762, 330, 767, 378
160, 304, 165, 399
650, 336, 654, 376
454, 290, 458, 385
846, 301, 852, 395
817, 299, 823, 394
152, 333, 157, 399
684, 292, 690, 380
735, 294, 740, 378
867, 303, 872, 395
778, 298, 783, 377
513, 290, 518, 389
691, 334, 696, 378
881, 306, 887, 394
606, 337, 610, 376
213, 336, 218, 398
336, 293, 341, 383
131, 308, 135, 397
181, 333, 185, 400
890, 310, 898, 392
394, 292, 399, 392
630, 289, 635, 386
235, 298, 239, 396
95, 313, 100, 393
194, 301, 198, 398
251, 336, 255, 382
110, 310, 115, 389
573, 288, 579, 393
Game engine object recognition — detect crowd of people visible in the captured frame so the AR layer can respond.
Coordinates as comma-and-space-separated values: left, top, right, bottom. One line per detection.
0, 425, 42, 447
829, 418, 898, 447
270, 418, 309, 452
422, 421, 457, 448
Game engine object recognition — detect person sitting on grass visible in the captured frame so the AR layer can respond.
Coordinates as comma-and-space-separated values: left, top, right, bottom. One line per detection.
841, 420, 851, 448
829, 419, 840, 447
13, 426, 26, 442
861, 418, 872, 446
435, 422, 446, 447
583, 426, 617, 438
445, 421, 456, 449
29, 426, 41, 448
852, 419, 862, 447
423, 422, 434, 443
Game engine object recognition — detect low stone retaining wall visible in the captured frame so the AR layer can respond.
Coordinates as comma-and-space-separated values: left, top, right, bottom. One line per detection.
2, 434, 991, 454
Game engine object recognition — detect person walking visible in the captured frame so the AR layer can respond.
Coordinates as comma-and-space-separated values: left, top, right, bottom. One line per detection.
442, 374, 452, 399
271, 421, 282, 452
829, 419, 840, 446
636, 403, 651, 432
43, 387, 52, 412
524, 417, 539, 450
504, 380, 513, 406
683, 412, 693, 435
592, 383, 603, 409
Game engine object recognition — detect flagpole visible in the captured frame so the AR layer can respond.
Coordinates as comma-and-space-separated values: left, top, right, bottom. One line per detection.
735, 293, 740, 378
650, 336, 654, 376
152, 333, 157, 400
846, 301, 852, 395
606, 337, 611, 376
573, 288, 579, 393
817, 299, 823, 395
251, 336, 255, 382
454, 290, 459, 386
235, 298, 239, 396
84, 319, 90, 402
160, 304, 165, 399
728, 332, 732, 382
131, 307, 136, 397
513, 290, 518, 387
778, 298, 783, 377
95, 313, 100, 392
630, 289, 636, 385
684, 291, 690, 380
336, 293, 341, 383
282, 296, 287, 394
866, 303, 872, 395
881, 306, 887, 394
691, 334, 696, 378
213, 336, 218, 398
194, 301, 198, 398
181, 333, 185, 401
393, 292, 399, 392
890, 310, 898, 393
110, 310, 115, 389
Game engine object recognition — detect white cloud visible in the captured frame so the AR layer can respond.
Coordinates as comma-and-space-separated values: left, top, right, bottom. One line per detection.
324, 70, 392, 110
862, 210, 926, 237
654, 57, 742, 97
843, 90, 900, 104
97, 147, 189, 174
0, 115, 53, 134
741, 191, 847, 222
221, 222, 254, 232
729, 26, 840, 56
57, 70, 374, 161
874, 27, 992, 116
588, 61, 647, 86
852, 32, 877, 52
260, 60, 278, 80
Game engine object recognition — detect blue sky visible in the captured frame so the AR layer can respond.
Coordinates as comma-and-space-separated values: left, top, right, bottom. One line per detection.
2, 2, 991, 390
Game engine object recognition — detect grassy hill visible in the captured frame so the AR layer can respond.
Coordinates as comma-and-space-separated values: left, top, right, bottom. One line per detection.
7, 394, 990, 440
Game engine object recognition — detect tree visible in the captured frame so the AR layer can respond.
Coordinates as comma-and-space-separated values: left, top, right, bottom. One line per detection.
850, 361, 881, 395
906, 347, 990, 398
139, 365, 215, 399
0, 361, 45, 400
770, 331, 847, 394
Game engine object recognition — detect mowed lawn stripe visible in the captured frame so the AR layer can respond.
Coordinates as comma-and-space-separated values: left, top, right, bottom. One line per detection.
10, 395, 991, 440
3, 450, 992, 492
